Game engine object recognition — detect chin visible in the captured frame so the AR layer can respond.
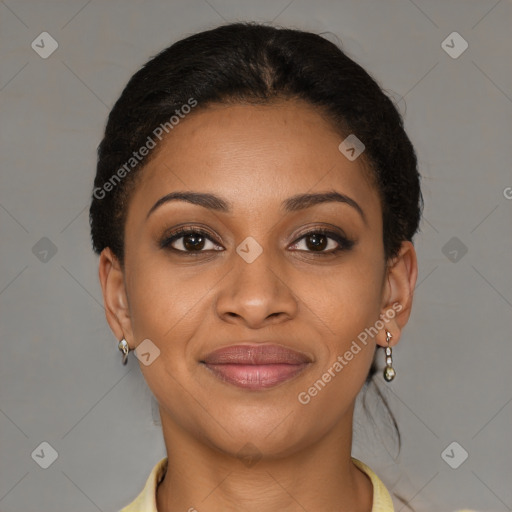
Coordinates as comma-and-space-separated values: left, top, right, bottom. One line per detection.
196, 405, 319, 461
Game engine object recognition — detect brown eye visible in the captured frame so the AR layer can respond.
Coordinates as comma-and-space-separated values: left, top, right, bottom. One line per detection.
160, 228, 222, 253
304, 232, 329, 251
290, 229, 354, 254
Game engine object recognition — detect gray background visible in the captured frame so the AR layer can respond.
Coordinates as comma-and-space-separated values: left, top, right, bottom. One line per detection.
1, 1, 511, 511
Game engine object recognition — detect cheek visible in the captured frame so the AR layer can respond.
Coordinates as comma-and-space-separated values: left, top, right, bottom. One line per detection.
301, 252, 384, 386
126, 258, 207, 341
308, 255, 385, 335
295, 262, 383, 414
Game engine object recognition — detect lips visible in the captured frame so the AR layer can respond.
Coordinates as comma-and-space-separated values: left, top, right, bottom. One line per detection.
201, 344, 312, 390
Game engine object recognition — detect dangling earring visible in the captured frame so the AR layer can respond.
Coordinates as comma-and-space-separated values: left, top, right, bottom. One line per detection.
118, 339, 131, 365
383, 330, 396, 382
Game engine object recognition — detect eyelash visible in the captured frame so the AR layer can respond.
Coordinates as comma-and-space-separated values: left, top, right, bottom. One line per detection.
159, 226, 355, 256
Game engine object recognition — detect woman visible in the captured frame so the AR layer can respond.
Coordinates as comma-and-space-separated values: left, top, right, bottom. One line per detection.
89, 22, 474, 512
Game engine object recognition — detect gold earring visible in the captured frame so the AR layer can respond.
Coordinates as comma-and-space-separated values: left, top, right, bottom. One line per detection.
383, 330, 396, 382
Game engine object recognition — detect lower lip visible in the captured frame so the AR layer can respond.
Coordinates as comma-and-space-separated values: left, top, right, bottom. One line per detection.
202, 363, 309, 390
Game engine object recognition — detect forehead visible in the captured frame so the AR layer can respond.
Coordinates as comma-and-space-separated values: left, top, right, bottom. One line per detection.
128, 100, 380, 223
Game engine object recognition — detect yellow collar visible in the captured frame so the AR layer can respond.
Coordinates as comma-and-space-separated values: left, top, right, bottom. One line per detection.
119, 456, 395, 511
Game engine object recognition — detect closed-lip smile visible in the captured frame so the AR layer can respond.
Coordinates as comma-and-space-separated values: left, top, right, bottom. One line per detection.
200, 344, 312, 390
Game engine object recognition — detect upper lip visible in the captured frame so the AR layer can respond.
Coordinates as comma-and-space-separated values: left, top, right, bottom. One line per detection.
201, 344, 313, 365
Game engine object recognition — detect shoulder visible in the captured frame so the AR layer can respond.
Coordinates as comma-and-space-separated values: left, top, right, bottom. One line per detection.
351, 457, 395, 511
118, 457, 168, 512
351, 459, 480, 512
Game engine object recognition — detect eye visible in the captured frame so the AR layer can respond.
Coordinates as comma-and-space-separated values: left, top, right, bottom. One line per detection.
289, 229, 354, 254
159, 226, 354, 256
159, 227, 223, 253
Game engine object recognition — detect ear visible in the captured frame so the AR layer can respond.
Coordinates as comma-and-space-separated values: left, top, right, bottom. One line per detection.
376, 241, 418, 348
98, 247, 134, 348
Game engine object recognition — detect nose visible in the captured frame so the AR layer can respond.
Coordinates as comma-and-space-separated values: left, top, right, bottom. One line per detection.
215, 243, 298, 328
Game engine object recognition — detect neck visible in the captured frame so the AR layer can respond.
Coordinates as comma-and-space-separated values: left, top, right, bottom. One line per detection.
156, 407, 373, 512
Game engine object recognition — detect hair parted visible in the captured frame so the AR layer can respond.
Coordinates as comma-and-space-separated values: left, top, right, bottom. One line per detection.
89, 21, 423, 268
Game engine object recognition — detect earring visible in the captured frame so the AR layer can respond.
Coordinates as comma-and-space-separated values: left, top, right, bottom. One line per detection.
383, 330, 396, 382
118, 339, 131, 365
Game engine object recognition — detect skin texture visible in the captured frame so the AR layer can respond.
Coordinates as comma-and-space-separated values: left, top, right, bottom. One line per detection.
98, 99, 418, 512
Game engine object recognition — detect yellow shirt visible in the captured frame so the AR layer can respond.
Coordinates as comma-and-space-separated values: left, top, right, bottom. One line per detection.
119, 456, 394, 511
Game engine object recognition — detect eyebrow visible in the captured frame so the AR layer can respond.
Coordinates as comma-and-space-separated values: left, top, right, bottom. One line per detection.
146, 190, 367, 224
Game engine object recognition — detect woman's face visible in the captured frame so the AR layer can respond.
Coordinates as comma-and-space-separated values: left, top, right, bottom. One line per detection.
101, 99, 415, 458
